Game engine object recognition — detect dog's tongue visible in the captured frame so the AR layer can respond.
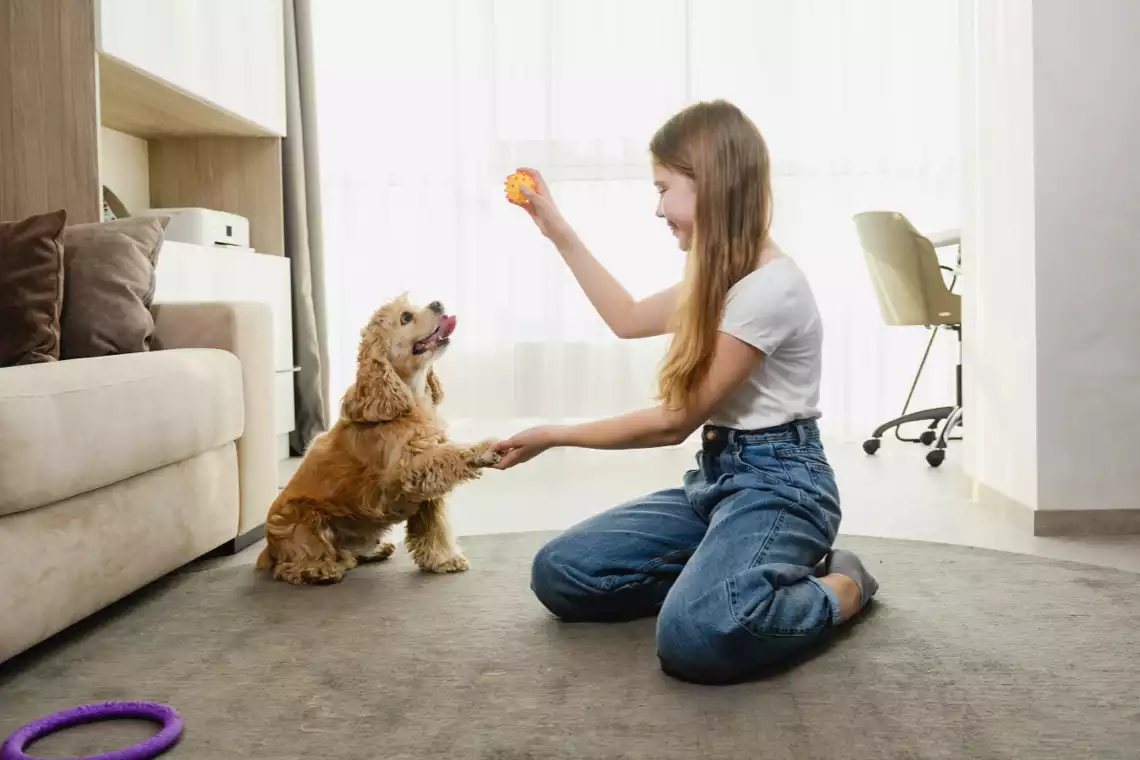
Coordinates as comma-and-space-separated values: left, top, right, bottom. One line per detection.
438, 314, 456, 339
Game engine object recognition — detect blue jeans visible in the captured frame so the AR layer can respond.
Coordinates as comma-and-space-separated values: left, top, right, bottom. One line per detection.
531, 418, 843, 684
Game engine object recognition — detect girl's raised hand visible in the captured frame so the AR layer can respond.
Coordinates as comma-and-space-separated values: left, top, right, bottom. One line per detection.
509, 168, 572, 243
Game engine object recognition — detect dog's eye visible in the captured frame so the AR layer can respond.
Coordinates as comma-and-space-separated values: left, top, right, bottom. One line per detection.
400, 311, 413, 325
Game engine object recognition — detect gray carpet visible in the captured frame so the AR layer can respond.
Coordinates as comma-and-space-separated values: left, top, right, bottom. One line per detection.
2, 532, 1138, 760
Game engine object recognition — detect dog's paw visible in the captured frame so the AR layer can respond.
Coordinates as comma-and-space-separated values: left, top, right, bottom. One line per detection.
475, 449, 501, 468
469, 441, 501, 468
275, 561, 346, 586
419, 553, 470, 574
358, 541, 396, 563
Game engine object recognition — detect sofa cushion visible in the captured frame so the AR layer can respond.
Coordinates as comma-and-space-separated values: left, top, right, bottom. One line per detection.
0, 348, 244, 517
0, 210, 67, 366
60, 216, 169, 359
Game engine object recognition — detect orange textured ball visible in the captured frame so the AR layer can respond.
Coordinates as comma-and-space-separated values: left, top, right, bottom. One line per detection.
504, 171, 537, 206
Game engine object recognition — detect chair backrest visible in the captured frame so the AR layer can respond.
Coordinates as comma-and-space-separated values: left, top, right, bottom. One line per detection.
853, 211, 961, 327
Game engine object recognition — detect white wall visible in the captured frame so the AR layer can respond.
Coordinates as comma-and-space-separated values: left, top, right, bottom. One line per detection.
1032, 0, 1140, 511
964, 0, 1140, 514
961, 0, 1039, 509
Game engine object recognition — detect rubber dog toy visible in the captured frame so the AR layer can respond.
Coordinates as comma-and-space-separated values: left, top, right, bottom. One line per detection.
1, 701, 184, 760
504, 171, 537, 206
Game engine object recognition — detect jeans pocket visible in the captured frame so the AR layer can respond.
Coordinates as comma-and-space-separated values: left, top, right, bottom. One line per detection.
732, 444, 792, 488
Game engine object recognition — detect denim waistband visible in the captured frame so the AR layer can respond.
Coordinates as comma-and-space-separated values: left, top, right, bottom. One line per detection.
701, 418, 820, 448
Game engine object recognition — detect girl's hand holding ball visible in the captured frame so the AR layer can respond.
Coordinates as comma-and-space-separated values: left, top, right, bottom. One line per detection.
504, 170, 537, 206
504, 168, 573, 245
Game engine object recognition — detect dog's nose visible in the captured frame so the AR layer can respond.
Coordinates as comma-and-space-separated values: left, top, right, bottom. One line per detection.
428, 301, 444, 315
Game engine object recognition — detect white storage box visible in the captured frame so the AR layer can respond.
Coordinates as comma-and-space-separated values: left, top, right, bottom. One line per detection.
141, 208, 251, 250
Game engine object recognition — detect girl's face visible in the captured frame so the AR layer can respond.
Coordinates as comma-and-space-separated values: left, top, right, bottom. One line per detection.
653, 162, 696, 250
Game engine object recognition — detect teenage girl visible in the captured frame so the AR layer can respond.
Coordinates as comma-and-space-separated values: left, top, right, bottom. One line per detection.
493, 100, 878, 685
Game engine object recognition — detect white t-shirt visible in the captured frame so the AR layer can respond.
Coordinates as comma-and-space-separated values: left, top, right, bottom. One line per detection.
708, 256, 823, 430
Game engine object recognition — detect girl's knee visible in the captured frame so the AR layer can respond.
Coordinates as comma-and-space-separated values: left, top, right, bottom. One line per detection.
530, 540, 570, 616
530, 536, 607, 621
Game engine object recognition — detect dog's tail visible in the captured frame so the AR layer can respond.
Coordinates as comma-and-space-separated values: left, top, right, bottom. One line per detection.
255, 546, 273, 570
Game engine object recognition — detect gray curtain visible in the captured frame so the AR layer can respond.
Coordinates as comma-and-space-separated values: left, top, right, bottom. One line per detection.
282, 0, 330, 454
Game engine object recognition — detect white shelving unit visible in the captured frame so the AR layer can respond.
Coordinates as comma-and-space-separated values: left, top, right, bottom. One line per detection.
154, 243, 296, 459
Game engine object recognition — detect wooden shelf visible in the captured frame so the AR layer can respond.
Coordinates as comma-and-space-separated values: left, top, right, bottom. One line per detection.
148, 137, 285, 256
98, 53, 278, 139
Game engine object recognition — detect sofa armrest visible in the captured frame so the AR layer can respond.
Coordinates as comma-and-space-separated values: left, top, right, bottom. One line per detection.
152, 301, 276, 539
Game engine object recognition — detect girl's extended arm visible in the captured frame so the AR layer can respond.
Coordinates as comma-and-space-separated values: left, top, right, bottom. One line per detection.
493, 332, 761, 468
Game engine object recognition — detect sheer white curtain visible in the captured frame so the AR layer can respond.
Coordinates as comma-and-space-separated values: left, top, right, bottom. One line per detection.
311, 0, 961, 443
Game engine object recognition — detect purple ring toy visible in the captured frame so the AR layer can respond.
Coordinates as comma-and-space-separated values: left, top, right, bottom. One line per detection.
1, 701, 183, 760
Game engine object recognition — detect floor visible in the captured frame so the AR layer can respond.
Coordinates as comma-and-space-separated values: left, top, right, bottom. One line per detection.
5, 438, 1137, 759
9, 531, 1139, 760
263, 437, 1140, 574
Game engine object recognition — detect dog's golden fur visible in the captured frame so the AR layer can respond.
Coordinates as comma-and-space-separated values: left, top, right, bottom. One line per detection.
256, 295, 498, 585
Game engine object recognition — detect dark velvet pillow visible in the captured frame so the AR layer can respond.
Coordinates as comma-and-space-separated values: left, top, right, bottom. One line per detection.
0, 210, 68, 366
60, 215, 169, 359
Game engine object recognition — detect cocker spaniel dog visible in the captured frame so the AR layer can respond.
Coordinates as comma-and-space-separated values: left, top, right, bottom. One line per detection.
257, 295, 499, 585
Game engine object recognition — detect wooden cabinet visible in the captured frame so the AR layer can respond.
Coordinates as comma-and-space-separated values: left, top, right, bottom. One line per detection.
2, 0, 288, 228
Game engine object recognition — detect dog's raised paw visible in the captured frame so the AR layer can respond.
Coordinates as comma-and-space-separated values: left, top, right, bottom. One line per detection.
467, 440, 501, 468
421, 554, 470, 574
475, 448, 502, 467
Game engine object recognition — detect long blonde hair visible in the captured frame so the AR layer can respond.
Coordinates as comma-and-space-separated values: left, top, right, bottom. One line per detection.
653, 100, 773, 409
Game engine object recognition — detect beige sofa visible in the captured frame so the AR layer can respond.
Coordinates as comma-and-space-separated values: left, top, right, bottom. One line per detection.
0, 301, 278, 663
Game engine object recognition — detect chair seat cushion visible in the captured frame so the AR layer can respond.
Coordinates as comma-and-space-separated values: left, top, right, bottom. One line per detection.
0, 348, 243, 516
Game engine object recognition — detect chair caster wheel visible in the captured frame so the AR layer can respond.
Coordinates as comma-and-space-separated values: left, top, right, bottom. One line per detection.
862, 438, 881, 455
920, 430, 937, 446
926, 449, 945, 467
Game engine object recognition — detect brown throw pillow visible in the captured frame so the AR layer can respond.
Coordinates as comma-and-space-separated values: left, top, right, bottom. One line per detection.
60, 216, 169, 359
0, 210, 68, 366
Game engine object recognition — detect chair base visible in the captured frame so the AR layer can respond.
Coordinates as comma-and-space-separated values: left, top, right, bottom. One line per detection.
862, 406, 955, 454
871, 406, 955, 439
862, 322, 964, 466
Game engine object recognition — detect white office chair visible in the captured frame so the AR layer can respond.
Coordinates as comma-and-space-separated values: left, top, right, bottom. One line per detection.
853, 211, 962, 467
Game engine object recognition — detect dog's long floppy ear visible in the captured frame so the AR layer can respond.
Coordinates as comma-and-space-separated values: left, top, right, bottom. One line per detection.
426, 368, 444, 407
341, 357, 414, 422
